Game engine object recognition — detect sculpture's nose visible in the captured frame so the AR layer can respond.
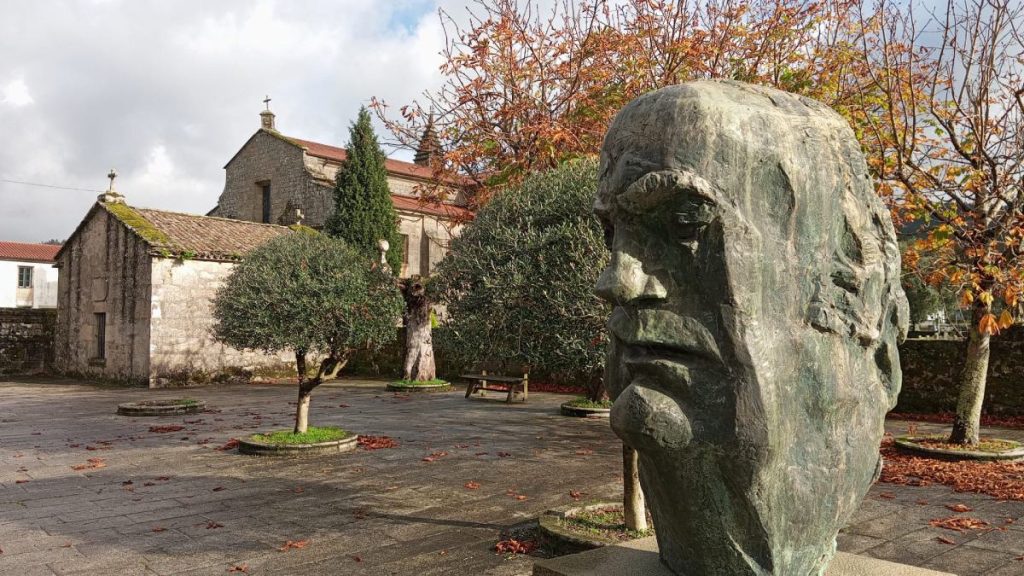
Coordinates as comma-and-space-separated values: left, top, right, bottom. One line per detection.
595, 249, 667, 305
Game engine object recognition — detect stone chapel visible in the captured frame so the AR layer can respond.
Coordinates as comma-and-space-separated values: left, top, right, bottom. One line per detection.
208, 106, 472, 277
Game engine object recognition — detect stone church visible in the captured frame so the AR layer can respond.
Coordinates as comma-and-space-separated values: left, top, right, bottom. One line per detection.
54, 105, 472, 386
208, 107, 472, 277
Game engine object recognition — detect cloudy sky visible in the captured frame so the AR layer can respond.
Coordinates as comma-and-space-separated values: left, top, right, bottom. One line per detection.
0, 0, 468, 243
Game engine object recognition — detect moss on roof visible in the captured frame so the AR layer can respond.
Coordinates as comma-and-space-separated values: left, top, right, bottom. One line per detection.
103, 202, 176, 247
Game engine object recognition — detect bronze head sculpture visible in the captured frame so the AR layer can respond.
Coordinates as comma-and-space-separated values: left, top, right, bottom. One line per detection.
595, 80, 908, 575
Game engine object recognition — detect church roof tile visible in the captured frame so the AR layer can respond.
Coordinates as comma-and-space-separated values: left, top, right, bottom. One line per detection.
104, 203, 292, 262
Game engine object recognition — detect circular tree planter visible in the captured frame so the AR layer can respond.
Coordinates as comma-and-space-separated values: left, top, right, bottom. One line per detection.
538, 502, 653, 553
117, 399, 206, 416
560, 397, 612, 418
895, 436, 1024, 461
238, 431, 358, 457
386, 380, 453, 393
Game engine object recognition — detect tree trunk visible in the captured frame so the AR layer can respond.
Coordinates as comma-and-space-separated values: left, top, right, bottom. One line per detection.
401, 277, 436, 381
292, 351, 343, 434
294, 351, 311, 434
622, 444, 647, 532
948, 302, 992, 446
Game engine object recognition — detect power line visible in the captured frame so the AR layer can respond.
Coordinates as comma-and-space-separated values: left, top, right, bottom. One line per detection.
0, 178, 103, 193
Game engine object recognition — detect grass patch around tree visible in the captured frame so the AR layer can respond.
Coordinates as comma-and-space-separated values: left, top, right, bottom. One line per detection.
901, 435, 1021, 454
558, 506, 653, 542
250, 426, 349, 445
564, 396, 612, 409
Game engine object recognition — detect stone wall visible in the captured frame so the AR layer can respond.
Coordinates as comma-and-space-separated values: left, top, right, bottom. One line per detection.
148, 257, 296, 386
0, 308, 55, 374
896, 327, 1024, 415
54, 206, 152, 384
212, 131, 316, 225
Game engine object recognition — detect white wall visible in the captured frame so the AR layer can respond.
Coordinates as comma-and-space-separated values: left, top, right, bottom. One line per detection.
0, 260, 58, 309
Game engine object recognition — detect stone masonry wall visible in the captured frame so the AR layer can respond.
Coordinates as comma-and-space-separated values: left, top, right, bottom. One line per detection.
0, 308, 55, 374
148, 257, 295, 386
212, 131, 315, 225
54, 207, 152, 384
896, 327, 1024, 416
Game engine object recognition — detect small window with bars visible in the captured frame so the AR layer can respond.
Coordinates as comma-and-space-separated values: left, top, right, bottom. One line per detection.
95, 313, 106, 360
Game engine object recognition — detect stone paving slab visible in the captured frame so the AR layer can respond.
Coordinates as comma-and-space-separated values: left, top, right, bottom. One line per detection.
0, 377, 1022, 575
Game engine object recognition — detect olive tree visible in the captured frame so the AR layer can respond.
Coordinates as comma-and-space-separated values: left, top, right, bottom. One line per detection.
212, 232, 403, 433
434, 158, 648, 530
433, 158, 609, 398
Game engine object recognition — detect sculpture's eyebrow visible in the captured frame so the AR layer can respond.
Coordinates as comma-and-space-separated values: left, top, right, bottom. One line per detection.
617, 170, 717, 215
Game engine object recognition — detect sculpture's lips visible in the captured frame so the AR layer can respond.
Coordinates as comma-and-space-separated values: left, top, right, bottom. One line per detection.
608, 307, 722, 364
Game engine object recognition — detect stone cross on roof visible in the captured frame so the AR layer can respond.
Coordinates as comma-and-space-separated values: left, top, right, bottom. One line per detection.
98, 168, 125, 204
260, 95, 276, 131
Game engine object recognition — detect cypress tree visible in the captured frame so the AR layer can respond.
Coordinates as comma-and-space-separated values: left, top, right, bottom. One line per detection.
326, 107, 403, 271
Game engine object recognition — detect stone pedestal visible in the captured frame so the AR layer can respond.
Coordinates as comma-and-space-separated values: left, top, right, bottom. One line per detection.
532, 537, 955, 576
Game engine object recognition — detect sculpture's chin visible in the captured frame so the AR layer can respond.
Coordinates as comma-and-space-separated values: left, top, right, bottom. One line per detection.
610, 383, 692, 452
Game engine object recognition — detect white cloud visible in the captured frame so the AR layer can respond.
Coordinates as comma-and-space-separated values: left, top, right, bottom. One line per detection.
1, 77, 34, 107
0, 0, 454, 243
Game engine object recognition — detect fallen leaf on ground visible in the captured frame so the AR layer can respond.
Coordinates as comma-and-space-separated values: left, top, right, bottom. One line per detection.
215, 439, 240, 451
936, 536, 956, 545
206, 521, 224, 529
352, 555, 362, 562
569, 490, 584, 501
152, 527, 166, 533
422, 450, 448, 462
945, 504, 973, 513
357, 435, 398, 450
575, 448, 593, 456
338, 403, 351, 408
879, 437, 1024, 500
15, 479, 29, 484
878, 492, 896, 499
929, 516, 990, 532
212, 486, 226, 492
71, 458, 106, 471
278, 539, 310, 552
465, 481, 481, 490
227, 564, 249, 573
497, 451, 511, 458
495, 538, 537, 555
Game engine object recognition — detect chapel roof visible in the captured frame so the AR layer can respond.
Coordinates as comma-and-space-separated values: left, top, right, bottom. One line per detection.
58, 202, 294, 263
0, 241, 61, 263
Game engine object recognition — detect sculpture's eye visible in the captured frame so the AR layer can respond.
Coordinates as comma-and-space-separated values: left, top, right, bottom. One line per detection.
676, 200, 715, 244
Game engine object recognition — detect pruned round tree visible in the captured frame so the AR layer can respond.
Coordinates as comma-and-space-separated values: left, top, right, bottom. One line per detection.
212, 232, 403, 433
433, 158, 609, 398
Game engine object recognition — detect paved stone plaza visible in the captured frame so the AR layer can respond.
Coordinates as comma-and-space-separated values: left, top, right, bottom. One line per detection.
1, 378, 1022, 575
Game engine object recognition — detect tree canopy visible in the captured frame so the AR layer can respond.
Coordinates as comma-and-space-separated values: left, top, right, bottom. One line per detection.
433, 158, 608, 396
211, 232, 403, 432
326, 106, 403, 272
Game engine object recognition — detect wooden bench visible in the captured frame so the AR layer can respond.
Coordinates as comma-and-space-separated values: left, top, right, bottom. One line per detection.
461, 371, 529, 403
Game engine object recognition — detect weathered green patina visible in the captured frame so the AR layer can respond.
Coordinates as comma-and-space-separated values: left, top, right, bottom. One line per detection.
596, 81, 909, 575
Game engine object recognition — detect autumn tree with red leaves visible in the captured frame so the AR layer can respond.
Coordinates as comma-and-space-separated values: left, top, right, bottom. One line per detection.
371, 0, 874, 199
853, 0, 1024, 446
